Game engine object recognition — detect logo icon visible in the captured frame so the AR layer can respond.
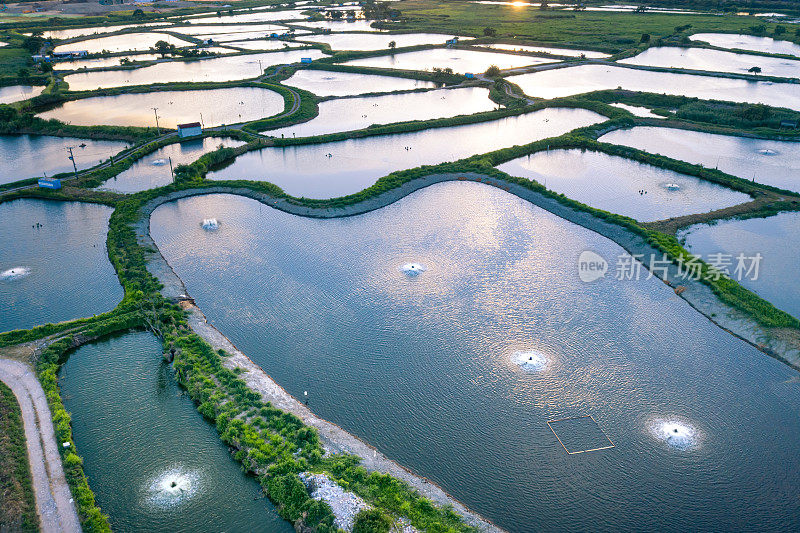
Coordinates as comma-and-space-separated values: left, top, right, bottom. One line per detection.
578, 251, 608, 282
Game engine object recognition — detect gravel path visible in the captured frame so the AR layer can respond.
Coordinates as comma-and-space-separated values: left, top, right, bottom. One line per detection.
0, 359, 82, 533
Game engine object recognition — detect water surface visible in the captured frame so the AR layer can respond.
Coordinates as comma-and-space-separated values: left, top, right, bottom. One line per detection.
293, 19, 385, 32
344, 48, 554, 74
168, 23, 287, 36
620, 47, 800, 78
53, 54, 161, 70
264, 87, 494, 137
300, 33, 462, 51
60, 332, 292, 533
282, 69, 438, 96
0, 199, 122, 333
476, 42, 610, 58
38, 22, 170, 40
0, 85, 44, 105
680, 211, 800, 319
63, 50, 325, 90
691, 33, 800, 57
189, 10, 306, 24
150, 185, 800, 532
608, 103, 663, 118
98, 137, 246, 193
599, 126, 800, 193
0, 135, 128, 184
209, 107, 604, 197
38, 87, 284, 128
54, 33, 192, 54
508, 64, 800, 110
496, 149, 749, 221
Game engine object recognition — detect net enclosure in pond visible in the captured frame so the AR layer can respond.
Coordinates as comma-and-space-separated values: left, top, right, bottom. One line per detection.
547, 415, 615, 455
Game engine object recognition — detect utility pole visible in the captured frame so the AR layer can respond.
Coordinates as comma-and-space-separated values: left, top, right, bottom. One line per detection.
257, 59, 263, 76
168, 156, 174, 182
66, 147, 78, 179
152, 107, 160, 135
200, 113, 205, 129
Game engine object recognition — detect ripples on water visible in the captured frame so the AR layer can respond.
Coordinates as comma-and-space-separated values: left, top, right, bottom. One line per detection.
599, 126, 800, 194
496, 149, 750, 221
59, 332, 291, 532
150, 184, 800, 531
680, 211, 800, 320
209, 107, 605, 198
0, 199, 122, 333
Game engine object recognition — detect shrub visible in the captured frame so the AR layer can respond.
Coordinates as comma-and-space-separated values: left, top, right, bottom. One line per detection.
353, 509, 393, 533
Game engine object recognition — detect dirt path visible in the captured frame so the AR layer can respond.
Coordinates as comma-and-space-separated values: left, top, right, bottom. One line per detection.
0, 359, 81, 533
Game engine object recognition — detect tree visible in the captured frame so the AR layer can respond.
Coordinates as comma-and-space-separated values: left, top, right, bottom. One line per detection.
21, 36, 44, 54
774, 25, 787, 36
153, 40, 175, 56
485, 64, 501, 77
539, 0, 549, 9
640, 33, 650, 43
38, 61, 53, 73
748, 66, 762, 74
388, 40, 396, 50
329, 10, 344, 20
352, 509, 392, 533
132, 8, 145, 19
483, 27, 497, 37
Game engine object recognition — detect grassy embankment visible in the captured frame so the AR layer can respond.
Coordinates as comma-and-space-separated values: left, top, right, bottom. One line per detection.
0, 381, 38, 532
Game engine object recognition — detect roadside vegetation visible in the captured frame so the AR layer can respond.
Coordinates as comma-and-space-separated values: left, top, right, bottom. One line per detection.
0, 381, 38, 533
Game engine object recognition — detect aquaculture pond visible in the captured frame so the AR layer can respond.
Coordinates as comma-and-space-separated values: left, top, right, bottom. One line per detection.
39, 87, 284, 128
281, 69, 438, 96
53, 33, 192, 54
343, 47, 554, 74
98, 137, 247, 193
0, 135, 128, 184
59, 332, 292, 533
507, 64, 800, 110
620, 47, 800, 78
189, 10, 307, 24
496, 149, 749, 221
53, 54, 161, 71
150, 184, 800, 532
608, 103, 664, 118
0, 85, 43, 105
680, 211, 800, 319
168, 23, 286, 36
476, 42, 610, 58
299, 33, 462, 51
295, 19, 385, 32
38, 22, 170, 40
690, 33, 800, 58
220, 40, 303, 51
208, 107, 604, 197
0, 199, 122, 333
599, 126, 800, 193
264, 87, 494, 137
193, 30, 311, 42
62, 50, 325, 90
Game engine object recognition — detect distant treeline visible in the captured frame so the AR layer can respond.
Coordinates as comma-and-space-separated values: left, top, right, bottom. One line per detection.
628, 0, 800, 15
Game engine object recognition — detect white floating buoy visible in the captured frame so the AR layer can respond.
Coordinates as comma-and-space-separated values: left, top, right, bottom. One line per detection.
62, 441, 71, 448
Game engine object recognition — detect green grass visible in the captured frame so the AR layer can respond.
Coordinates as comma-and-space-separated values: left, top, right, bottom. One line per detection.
0, 381, 38, 532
